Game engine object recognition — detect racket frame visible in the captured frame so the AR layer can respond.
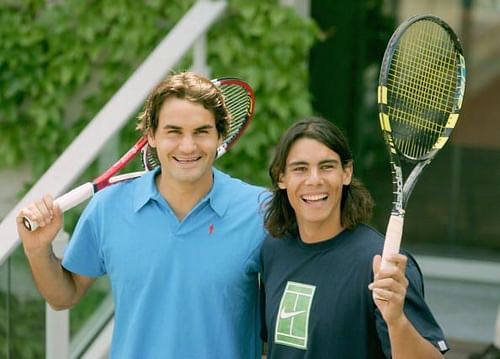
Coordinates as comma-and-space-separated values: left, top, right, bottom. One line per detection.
376, 14, 466, 271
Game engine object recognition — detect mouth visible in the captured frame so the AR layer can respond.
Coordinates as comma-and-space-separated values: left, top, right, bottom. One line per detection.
173, 156, 202, 164
301, 193, 328, 204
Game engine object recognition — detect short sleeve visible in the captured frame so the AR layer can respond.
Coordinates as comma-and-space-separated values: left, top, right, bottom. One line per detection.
62, 201, 106, 277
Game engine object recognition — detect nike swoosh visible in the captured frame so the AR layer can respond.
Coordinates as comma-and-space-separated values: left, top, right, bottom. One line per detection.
279, 308, 306, 319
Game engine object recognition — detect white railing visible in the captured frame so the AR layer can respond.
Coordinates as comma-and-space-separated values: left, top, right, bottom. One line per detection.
0, 0, 226, 265
0, 1, 227, 358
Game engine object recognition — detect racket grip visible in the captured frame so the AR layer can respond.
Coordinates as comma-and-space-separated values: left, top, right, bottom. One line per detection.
380, 214, 404, 270
23, 183, 95, 231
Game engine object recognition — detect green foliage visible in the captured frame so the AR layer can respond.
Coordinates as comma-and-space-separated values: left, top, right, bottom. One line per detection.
210, 0, 319, 185
0, 0, 194, 176
0, 0, 317, 189
0, 0, 318, 354
0, 293, 45, 358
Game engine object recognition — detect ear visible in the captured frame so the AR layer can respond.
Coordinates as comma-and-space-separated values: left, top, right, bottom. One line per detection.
277, 174, 286, 190
343, 161, 353, 186
147, 130, 156, 148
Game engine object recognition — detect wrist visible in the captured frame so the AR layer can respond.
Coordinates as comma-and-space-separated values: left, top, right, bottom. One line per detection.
386, 313, 409, 331
24, 245, 54, 260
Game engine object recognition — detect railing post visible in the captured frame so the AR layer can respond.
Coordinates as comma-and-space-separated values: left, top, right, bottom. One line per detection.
46, 231, 69, 359
46, 305, 69, 359
191, 0, 211, 77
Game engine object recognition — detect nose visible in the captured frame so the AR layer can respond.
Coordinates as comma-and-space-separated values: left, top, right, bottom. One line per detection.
305, 168, 322, 185
178, 134, 197, 153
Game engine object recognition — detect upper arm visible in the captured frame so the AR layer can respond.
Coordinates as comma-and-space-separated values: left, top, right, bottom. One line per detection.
50, 269, 97, 310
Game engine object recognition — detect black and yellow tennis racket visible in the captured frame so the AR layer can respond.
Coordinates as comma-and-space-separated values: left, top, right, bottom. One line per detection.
377, 15, 466, 270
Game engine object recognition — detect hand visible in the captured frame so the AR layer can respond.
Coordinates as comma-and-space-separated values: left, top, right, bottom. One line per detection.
369, 254, 409, 325
16, 194, 63, 257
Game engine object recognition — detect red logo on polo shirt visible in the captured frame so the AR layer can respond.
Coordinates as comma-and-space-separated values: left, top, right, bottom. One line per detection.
208, 224, 214, 235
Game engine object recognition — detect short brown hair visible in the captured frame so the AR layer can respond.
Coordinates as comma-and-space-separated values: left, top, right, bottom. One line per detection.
137, 71, 229, 137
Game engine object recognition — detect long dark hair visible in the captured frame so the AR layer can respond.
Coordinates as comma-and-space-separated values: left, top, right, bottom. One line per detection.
264, 116, 374, 238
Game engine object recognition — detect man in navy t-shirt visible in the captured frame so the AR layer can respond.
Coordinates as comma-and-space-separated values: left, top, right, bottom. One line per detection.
261, 117, 448, 358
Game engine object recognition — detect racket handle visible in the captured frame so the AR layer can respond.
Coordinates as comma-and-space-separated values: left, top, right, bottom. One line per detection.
380, 214, 404, 270
23, 182, 95, 232
372, 214, 404, 302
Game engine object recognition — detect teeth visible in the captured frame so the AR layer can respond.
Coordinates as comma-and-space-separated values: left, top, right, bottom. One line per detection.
175, 157, 199, 162
302, 193, 327, 201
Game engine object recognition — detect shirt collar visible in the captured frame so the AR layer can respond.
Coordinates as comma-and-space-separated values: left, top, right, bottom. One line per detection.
133, 167, 231, 217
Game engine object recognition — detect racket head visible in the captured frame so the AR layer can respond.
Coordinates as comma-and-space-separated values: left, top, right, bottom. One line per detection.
378, 15, 466, 162
142, 77, 255, 170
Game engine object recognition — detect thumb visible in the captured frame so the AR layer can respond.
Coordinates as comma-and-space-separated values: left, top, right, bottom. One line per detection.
373, 254, 382, 277
52, 202, 63, 223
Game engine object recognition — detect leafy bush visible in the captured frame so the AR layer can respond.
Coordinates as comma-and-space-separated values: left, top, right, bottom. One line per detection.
0, 0, 318, 355
0, 0, 318, 187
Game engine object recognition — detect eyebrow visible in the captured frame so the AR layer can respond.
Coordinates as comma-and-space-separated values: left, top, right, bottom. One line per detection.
162, 124, 215, 131
288, 158, 340, 167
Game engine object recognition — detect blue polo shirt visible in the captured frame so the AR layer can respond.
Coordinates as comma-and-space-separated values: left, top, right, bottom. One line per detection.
63, 167, 267, 358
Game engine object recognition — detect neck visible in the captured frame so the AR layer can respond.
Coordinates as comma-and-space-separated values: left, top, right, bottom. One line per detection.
298, 219, 344, 244
155, 172, 213, 220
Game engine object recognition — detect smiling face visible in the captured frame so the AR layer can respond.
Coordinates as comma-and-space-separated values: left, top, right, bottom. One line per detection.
147, 97, 222, 189
278, 138, 352, 240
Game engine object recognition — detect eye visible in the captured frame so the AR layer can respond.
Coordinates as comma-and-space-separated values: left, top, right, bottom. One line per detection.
320, 164, 335, 170
166, 128, 182, 135
195, 129, 210, 135
291, 166, 307, 172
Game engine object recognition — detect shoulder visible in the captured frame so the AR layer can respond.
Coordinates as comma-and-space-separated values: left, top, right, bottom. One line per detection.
345, 224, 385, 253
84, 176, 139, 218
261, 234, 293, 263
94, 177, 137, 202
214, 168, 264, 191
213, 168, 269, 204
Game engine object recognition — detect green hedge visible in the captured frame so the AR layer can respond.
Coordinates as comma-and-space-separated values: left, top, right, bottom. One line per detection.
0, 0, 318, 355
0, 0, 318, 187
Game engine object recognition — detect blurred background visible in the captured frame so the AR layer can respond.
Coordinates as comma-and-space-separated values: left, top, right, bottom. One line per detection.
0, 0, 499, 357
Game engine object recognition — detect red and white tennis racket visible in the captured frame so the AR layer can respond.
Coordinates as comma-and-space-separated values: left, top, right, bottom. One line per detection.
23, 77, 255, 231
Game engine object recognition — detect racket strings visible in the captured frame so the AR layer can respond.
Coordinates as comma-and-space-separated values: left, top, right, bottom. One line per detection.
387, 20, 460, 159
220, 84, 252, 144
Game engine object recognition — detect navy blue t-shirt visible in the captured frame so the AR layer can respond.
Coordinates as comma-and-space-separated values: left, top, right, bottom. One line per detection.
260, 224, 448, 358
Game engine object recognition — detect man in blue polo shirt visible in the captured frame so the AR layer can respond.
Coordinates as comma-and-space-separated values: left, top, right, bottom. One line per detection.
16, 72, 267, 358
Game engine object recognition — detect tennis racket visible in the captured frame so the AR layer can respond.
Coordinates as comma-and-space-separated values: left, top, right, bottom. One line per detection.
377, 15, 466, 270
23, 77, 255, 231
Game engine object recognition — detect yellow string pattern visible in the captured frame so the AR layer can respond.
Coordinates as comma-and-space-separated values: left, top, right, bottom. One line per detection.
387, 20, 460, 159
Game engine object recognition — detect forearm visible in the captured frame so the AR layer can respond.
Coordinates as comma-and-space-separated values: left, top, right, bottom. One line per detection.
25, 245, 82, 310
388, 315, 443, 359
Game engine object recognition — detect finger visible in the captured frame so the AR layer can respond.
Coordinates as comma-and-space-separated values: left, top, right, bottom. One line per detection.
52, 198, 62, 215
372, 287, 406, 303
372, 287, 394, 302
32, 196, 57, 227
18, 195, 56, 229
16, 207, 35, 231
372, 254, 382, 278
384, 253, 408, 270
377, 255, 408, 277
373, 255, 402, 281
39, 194, 56, 219
370, 276, 408, 297
375, 268, 409, 292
